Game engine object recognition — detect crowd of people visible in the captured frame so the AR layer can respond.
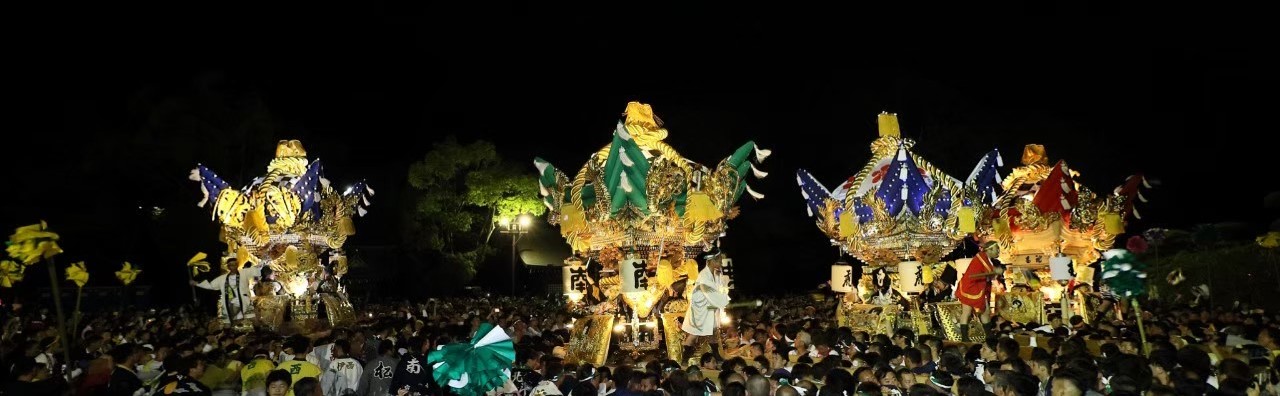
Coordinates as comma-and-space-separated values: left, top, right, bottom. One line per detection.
2, 292, 1279, 396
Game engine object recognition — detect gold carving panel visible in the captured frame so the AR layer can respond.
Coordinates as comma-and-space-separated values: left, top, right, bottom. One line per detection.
565, 315, 614, 367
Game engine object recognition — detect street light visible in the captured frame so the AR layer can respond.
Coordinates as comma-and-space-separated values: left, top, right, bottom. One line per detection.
499, 213, 533, 295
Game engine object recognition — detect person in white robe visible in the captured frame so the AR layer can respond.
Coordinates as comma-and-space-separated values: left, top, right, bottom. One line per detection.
192, 255, 263, 324
682, 250, 730, 360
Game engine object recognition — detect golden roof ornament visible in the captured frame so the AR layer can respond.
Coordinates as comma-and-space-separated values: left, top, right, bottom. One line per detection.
535, 102, 770, 258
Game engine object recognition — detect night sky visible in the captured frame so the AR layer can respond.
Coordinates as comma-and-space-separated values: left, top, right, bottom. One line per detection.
7, 3, 1279, 300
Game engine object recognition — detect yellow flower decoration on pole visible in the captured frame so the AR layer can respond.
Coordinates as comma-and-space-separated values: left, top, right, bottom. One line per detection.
6, 221, 62, 265
0, 260, 25, 288
1259, 231, 1280, 249
116, 262, 141, 286
187, 252, 211, 276
66, 261, 89, 288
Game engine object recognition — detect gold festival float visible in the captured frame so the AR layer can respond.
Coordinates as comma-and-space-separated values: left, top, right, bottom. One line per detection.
797, 113, 1006, 335
979, 144, 1148, 281
189, 140, 374, 331
536, 102, 768, 362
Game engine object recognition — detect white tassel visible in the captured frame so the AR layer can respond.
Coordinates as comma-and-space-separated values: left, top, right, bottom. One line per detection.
365, 184, 375, 195
319, 177, 331, 190
188, 168, 202, 182
1061, 180, 1071, 193
619, 148, 633, 167
901, 185, 909, 200
544, 200, 554, 211
539, 183, 549, 197
534, 159, 550, 174
750, 163, 768, 178
1142, 176, 1152, 189
620, 172, 633, 193
995, 172, 1003, 184
796, 174, 804, 186
745, 184, 765, 200
615, 121, 631, 141
357, 207, 368, 217
899, 167, 908, 181
197, 185, 210, 207
995, 152, 1004, 167
362, 195, 371, 207
801, 190, 810, 200
806, 206, 813, 217
991, 191, 998, 202
1133, 208, 1142, 220
753, 144, 772, 162
897, 147, 907, 161
1138, 191, 1148, 202
1060, 196, 1072, 210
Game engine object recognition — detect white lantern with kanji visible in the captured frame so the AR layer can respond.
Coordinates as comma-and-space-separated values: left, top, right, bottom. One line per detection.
1049, 256, 1074, 281
897, 261, 926, 293
620, 258, 649, 293
831, 263, 856, 293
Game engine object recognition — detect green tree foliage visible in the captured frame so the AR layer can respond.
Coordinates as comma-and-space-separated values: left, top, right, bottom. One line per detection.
403, 137, 545, 287
1147, 243, 1279, 310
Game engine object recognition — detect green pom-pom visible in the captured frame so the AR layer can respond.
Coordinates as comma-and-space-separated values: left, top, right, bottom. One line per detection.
1101, 249, 1148, 297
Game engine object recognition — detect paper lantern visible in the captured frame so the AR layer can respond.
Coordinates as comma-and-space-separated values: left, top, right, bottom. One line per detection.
958, 206, 976, 233
1101, 213, 1124, 235
838, 210, 857, 238
563, 264, 591, 296
1049, 256, 1074, 281
897, 261, 926, 293
620, 258, 649, 293
831, 264, 856, 293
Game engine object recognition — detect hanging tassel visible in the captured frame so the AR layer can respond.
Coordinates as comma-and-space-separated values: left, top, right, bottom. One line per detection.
320, 177, 331, 190
365, 184, 375, 195
196, 185, 210, 208
1142, 176, 1151, 189
990, 191, 998, 203
750, 163, 768, 178
897, 147, 907, 161
619, 148, 633, 167
1138, 191, 1148, 202
539, 183, 549, 197
615, 121, 631, 141
1060, 179, 1071, 193
995, 172, 1003, 184
806, 206, 813, 217
620, 172, 633, 193
753, 144, 772, 162
543, 200, 554, 211
899, 167, 908, 181
1060, 196, 1072, 210
362, 194, 371, 207
745, 184, 765, 200
901, 185, 909, 200
357, 207, 368, 217
801, 190, 810, 200
1132, 208, 1142, 220
796, 174, 803, 186
995, 151, 1004, 167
